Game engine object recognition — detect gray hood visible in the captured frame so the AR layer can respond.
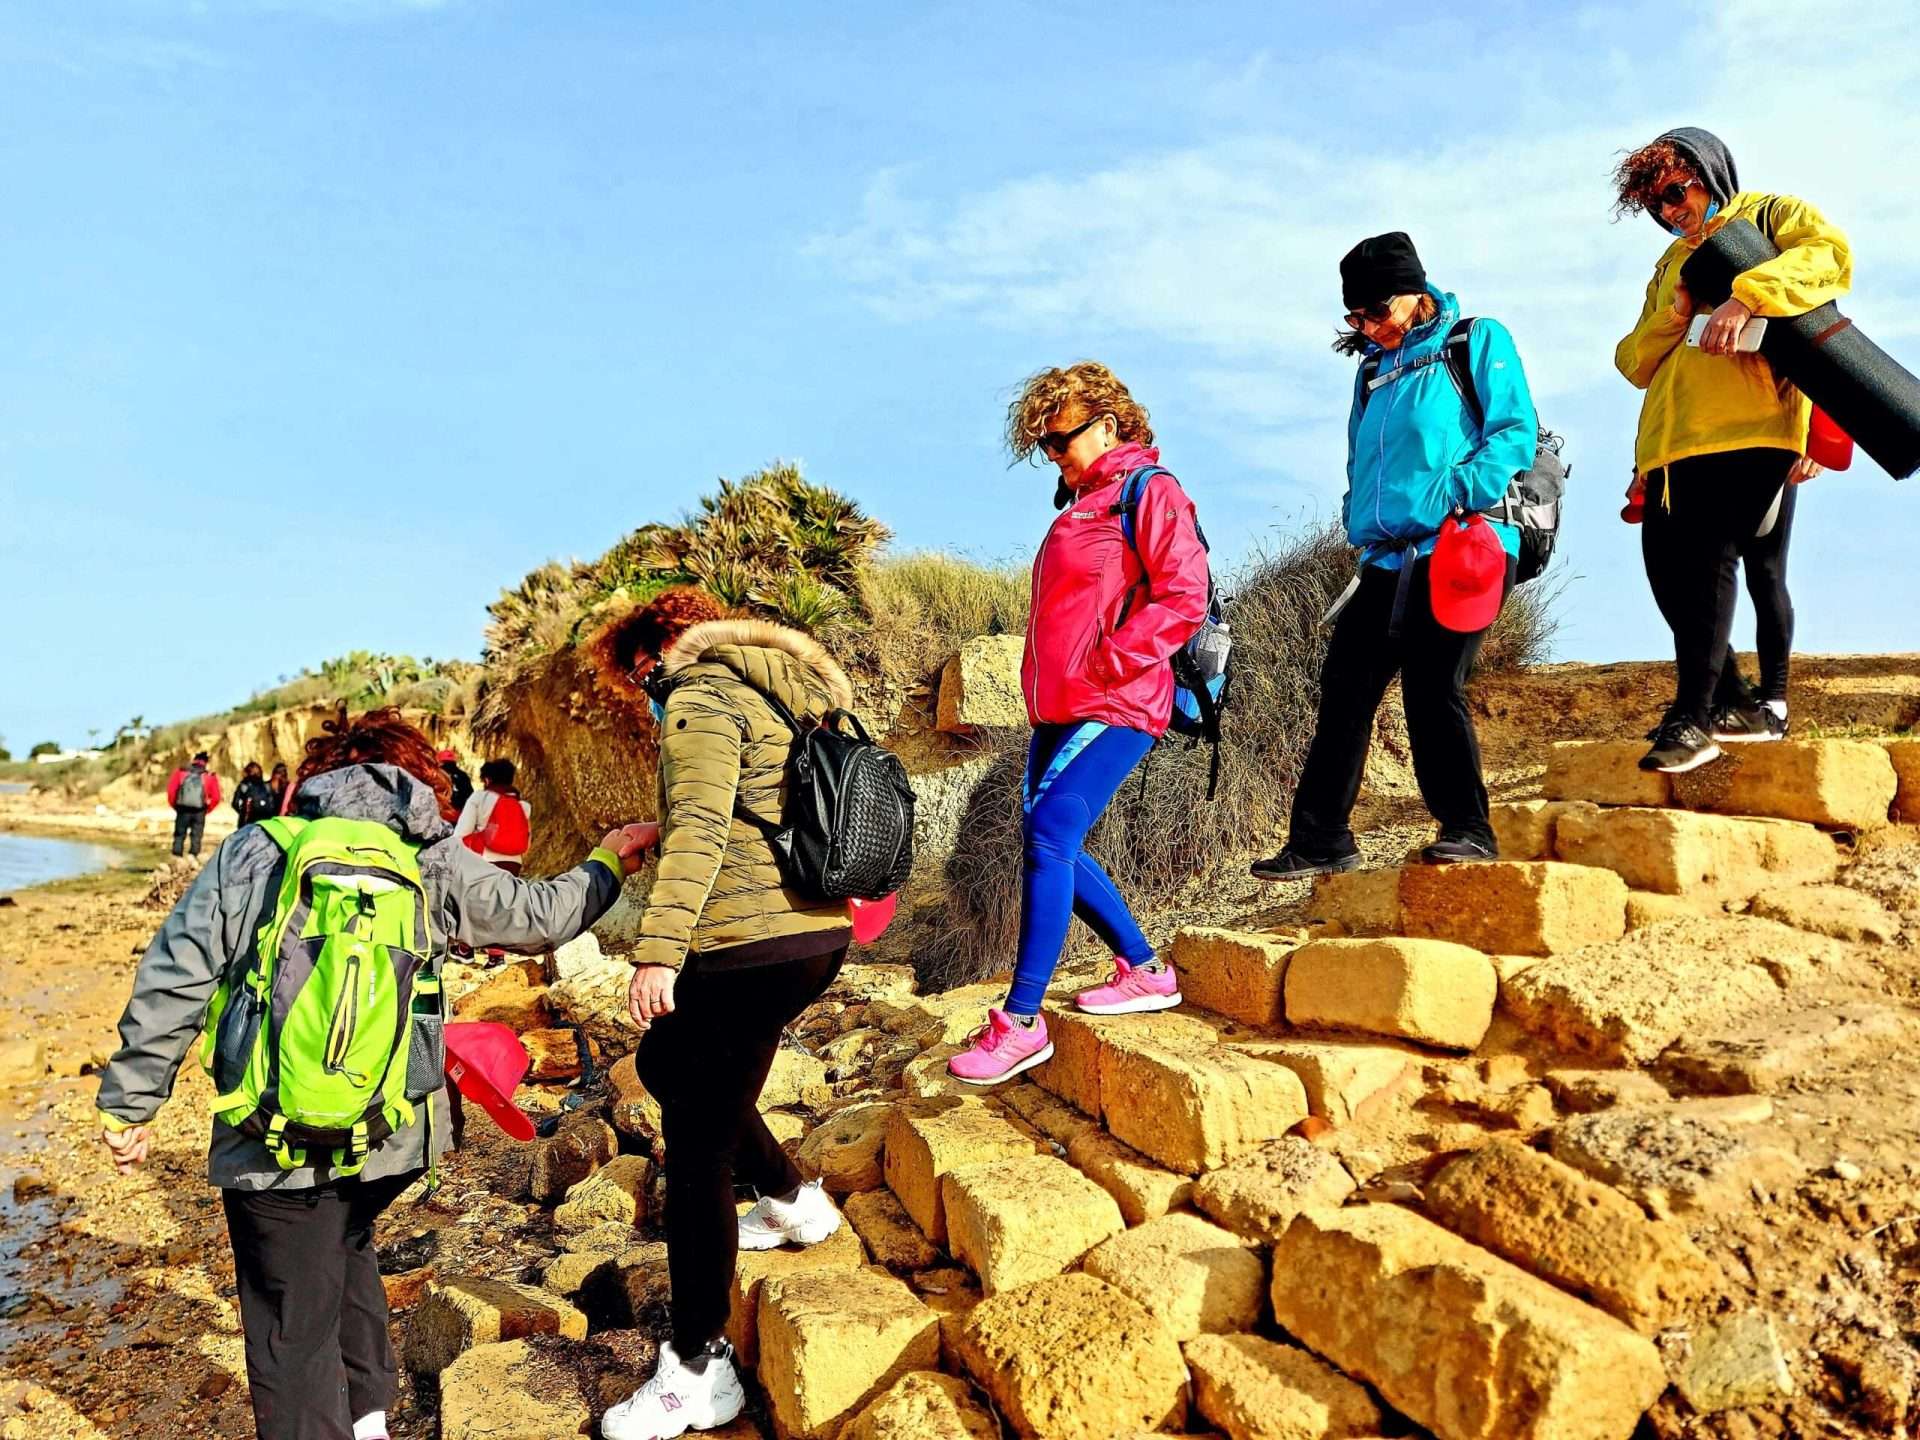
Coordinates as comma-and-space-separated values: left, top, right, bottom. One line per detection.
291, 762, 453, 846
1656, 127, 1739, 230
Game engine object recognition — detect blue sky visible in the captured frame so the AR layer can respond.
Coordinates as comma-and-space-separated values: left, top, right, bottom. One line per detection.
3, 0, 1916, 750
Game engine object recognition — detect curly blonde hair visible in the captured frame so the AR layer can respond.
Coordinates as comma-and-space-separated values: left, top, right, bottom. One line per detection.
1005, 361, 1154, 462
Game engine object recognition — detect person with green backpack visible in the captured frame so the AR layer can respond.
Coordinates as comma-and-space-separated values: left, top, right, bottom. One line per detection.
95, 709, 655, 1440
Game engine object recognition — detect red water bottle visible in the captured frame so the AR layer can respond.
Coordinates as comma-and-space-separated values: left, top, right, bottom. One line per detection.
1806, 405, 1854, 471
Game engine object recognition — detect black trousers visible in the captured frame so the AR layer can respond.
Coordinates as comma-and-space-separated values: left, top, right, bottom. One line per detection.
221, 1172, 415, 1440
634, 946, 845, 1354
1642, 448, 1797, 726
1289, 556, 1509, 857
172, 807, 207, 856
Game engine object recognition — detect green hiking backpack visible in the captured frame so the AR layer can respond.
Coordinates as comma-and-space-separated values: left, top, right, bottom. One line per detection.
201, 815, 443, 1176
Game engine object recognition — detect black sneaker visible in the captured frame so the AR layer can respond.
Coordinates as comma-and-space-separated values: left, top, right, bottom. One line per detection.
1250, 847, 1362, 881
1709, 701, 1787, 744
1639, 720, 1722, 774
1421, 836, 1498, 864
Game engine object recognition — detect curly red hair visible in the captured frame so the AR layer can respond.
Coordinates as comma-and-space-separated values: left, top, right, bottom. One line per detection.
1612, 138, 1690, 219
294, 707, 458, 823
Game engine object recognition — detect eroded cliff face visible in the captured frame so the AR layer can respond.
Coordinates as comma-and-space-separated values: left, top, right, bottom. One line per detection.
147, 704, 459, 789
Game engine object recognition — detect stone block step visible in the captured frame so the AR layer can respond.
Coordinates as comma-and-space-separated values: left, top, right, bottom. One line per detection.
1189, 1136, 1356, 1244
1169, 926, 1294, 1027
1271, 1204, 1667, 1440
843, 1371, 1000, 1440
1543, 738, 1898, 830
1284, 938, 1496, 1051
1549, 1108, 1804, 1220
726, 1214, 868, 1367
1081, 1212, 1265, 1342
882, 1097, 1047, 1246
1224, 1037, 1413, 1125
1101, 1036, 1310, 1175
1399, 860, 1627, 957
1183, 1333, 1383, 1440
758, 1268, 941, 1440
1548, 805, 1838, 899
1660, 1001, 1912, 1096
942, 1154, 1125, 1295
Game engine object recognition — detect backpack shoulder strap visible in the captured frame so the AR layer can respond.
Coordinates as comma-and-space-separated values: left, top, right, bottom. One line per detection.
258, 815, 307, 854
1109, 464, 1173, 555
1441, 316, 1485, 431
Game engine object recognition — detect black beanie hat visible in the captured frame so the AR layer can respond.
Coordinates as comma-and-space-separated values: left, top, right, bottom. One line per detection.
1341, 232, 1427, 309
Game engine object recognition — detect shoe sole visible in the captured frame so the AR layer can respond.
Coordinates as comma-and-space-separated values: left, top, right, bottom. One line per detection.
1421, 853, 1495, 865
950, 1042, 1055, 1086
1715, 732, 1784, 744
1645, 742, 1724, 774
1250, 857, 1361, 882
1076, 991, 1184, 1015
602, 1382, 746, 1440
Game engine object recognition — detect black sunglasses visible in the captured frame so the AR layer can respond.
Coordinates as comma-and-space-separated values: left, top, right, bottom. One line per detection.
1343, 300, 1394, 329
1037, 415, 1101, 458
1653, 179, 1696, 210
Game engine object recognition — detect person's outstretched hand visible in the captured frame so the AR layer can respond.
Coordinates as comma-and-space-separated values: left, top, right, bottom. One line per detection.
601, 822, 661, 876
102, 1123, 150, 1175
628, 964, 676, 1033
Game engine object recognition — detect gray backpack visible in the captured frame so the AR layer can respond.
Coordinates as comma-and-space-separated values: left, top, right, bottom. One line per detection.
175, 768, 207, 810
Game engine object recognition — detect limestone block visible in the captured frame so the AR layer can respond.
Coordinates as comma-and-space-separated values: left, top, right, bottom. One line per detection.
1062, 1125, 1193, 1226
1624, 891, 1723, 929
1191, 1137, 1357, 1244
998, 1083, 1101, 1146
844, 1189, 941, 1272
1100, 1040, 1309, 1175
951, 1273, 1189, 1439
1491, 799, 1598, 862
529, 1115, 618, 1204
762, 1047, 831, 1109
1171, 927, 1293, 1027
1271, 1205, 1667, 1440
1542, 1069, 1672, 1114
1183, 1333, 1382, 1440
1550, 1110, 1804, 1220
1225, 1038, 1411, 1124
1681, 738, 1897, 829
553, 1154, 651, 1232
883, 1097, 1045, 1244
541, 1250, 617, 1300
1081, 1213, 1264, 1340
1542, 740, 1672, 807
450, 959, 552, 1031
1661, 1001, 1910, 1096
1306, 867, 1401, 936
1887, 739, 1920, 823
1749, 883, 1900, 942
943, 1154, 1126, 1295
522, 1026, 600, 1082
843, 1371, 1000, 1440
726, 1214, 867, 1367
438, 1335, 650, 1440
798, 1102, 893, 1195
1553, 805, 1838, 898
1036, 1008, 1224, 1121
1425, 1139, 1725, 1332
402, 1277, 587, 1376
1675, 1311, 1796, 1414
1399, 861, 1627, 958
937, 635, 1029, 732
607, 1052, 663, 1146
1285, 938, 1496, 1051
758, 1268, 941, 1440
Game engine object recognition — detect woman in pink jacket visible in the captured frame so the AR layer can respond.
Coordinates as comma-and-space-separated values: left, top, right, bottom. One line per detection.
949, 362, 1212, 1085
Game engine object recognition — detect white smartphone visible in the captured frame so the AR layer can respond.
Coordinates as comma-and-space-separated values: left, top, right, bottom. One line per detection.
1686, 314, 1768, 352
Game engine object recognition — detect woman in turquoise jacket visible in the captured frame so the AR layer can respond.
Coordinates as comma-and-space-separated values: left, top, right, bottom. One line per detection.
1255, 231, 1538, 878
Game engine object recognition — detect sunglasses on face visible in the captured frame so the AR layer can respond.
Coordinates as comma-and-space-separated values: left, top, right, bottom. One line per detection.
1037, 415, 1101, 458
1343, 300, 1394, 329
1653, 179, 1697, 210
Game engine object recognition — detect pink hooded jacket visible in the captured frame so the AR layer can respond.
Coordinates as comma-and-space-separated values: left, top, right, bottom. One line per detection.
1021, 444, 1211, 737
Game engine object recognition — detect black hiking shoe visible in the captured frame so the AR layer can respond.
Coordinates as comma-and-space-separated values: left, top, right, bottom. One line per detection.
1639, 720, 1722, 774
1709, 700, 1787, 744
1420, 835, 1498, 864
1250, 847, 1362, 882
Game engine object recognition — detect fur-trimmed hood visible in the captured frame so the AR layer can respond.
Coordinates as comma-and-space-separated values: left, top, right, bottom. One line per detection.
661, 618, 855, 712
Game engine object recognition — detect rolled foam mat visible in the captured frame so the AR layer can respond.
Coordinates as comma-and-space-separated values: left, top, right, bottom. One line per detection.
1682, 219, 1920, 479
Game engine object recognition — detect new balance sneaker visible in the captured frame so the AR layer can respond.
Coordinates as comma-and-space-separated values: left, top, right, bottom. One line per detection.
1639, 720, 1722, 774
1250, 846, 1362, 881
1420, 835, 1498, 864
602, 1341, 746, 1439
1075, 957, 1183, 1015
946, 1009, 1052, 1086
737, 1177, 842, 1252
1709, 700, 1788, 743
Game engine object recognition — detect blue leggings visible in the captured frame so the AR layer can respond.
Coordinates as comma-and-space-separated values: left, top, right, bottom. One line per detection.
1004, 722, 1157, 1016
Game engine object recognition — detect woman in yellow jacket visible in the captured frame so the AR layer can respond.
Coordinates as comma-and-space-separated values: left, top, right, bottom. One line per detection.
1613, 126, 1850, 773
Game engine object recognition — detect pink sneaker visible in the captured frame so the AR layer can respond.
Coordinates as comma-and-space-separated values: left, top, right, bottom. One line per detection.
946, 1009, 1053, 1086
1074, 958, 1182, 1015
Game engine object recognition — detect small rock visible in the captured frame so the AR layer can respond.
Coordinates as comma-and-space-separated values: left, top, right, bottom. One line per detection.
11, 1171, 51, 1203
1831, 1159, 1865, 1183
195, 1371, 235, 1400
1676, 1311, 1795, 1414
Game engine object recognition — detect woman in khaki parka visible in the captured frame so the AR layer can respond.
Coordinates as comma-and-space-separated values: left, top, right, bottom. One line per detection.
603, 590, 855, 1440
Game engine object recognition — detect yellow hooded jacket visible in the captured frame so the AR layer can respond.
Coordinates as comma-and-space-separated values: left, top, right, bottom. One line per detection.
1615, 190, 1851, 480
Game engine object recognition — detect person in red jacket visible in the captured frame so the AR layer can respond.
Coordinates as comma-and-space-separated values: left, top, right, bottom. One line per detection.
166, 752, 222, 858
949, 362, 1211, 1086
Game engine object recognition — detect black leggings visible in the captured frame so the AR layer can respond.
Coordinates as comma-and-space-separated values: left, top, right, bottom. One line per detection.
634, 946, 845, 1354
1642, 449, 1797, 726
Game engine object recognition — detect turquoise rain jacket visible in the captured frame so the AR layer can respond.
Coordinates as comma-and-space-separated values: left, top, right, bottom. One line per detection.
1343, 284, 1538, 570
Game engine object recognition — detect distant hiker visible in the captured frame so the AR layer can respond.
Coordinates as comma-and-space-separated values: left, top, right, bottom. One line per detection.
268, 762, 290, 816
1612, 127, 1849, 771
231, 762, 276, 827
941, 362, 1210, 1091
166, 752, 222, 857
437, 748, 474, 813
602, 589, 857, 1440
452, 759, 531, 875
1253, 232, 1538, 880
96, 708, 654, 1440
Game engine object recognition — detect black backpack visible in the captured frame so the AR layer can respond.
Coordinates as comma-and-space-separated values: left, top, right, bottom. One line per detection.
728, 680, 916, 902
1359, 317, 1569, 583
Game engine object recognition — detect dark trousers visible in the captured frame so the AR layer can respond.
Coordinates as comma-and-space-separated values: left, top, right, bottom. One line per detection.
172, 807, 207, 857
221, 1172, 415, 1440
1289, 556, 1509, 857
634, 946, 845, 1354
1642, 448, 1797, 726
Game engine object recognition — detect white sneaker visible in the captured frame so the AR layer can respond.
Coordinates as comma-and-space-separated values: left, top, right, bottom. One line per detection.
736, 1177, 842, 1251
601, 1341, 746, 1439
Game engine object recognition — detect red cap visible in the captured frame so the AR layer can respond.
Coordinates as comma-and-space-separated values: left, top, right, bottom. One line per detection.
1429, 514, 1508, 633
436, 749, 458, 763
847, 891, 899, 945
1806, 406, 1854, 471
443, 1021, 536, 1142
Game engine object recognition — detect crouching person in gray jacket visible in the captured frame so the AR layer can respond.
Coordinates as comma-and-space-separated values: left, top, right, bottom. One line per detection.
94, 709, 654, 1440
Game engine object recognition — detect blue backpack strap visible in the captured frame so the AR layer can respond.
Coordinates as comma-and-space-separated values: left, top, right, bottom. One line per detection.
1441, 316, 1484, 431
1110, 464, 1173, 554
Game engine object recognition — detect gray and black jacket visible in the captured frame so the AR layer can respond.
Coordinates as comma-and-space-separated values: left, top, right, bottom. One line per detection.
96, 763, 622, 1190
